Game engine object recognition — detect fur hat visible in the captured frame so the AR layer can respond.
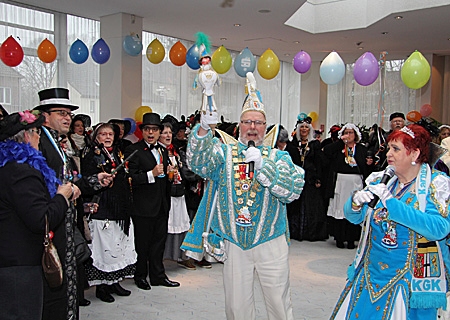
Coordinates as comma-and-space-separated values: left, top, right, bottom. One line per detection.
389, 112, 405, 121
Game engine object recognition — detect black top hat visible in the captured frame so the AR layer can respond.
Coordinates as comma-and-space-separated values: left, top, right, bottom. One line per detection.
108, 118, 132, 136
34, 88, 79, 111
139, 113, 162, 130
389, 112, 405, 121
0, 110, 45, 141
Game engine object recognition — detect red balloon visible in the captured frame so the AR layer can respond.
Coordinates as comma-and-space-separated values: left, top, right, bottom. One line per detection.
406, 110, 422, 122
1, 36, 24, 67
420, 103, 432, 117
134, 121, 143, 140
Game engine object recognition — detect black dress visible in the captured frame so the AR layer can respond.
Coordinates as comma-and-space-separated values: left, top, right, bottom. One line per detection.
286, 138, 328, 241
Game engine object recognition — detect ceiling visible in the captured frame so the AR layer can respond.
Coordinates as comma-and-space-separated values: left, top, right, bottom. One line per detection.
10, 0, 450, 63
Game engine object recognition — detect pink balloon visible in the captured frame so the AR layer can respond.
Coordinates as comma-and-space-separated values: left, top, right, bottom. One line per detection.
353, 52, 379, 86
293, 50, 311, 74
420, 103, 432, 117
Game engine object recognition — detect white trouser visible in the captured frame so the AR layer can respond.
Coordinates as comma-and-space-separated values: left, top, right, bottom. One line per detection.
223, 235, 293, 320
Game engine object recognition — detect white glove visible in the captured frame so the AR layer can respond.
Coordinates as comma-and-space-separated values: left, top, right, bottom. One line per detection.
352, 189, 374, 206
242, 147, 263, 170
200, 111, 219, 131
367, 184, 393, 207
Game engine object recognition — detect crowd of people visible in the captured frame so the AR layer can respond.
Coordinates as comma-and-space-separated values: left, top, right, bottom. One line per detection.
1, 78, 450, 320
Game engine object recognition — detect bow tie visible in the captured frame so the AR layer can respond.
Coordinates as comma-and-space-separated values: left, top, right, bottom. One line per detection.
149, 144, 160, 151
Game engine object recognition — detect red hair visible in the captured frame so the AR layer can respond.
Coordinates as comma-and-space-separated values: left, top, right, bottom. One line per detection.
388, 124, 431, 163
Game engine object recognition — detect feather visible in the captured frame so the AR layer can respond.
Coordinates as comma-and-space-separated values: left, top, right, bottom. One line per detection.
195, 32, 211, 55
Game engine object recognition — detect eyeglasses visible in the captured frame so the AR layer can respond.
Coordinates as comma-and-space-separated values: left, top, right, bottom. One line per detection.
240, 120, 266, 127
47, 110, 74, 118
142, 126, 160, 132
30, 128, 42, 136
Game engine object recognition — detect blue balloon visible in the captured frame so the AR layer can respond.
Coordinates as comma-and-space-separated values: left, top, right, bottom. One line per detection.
69, 39, 89, 64
234, 47, 256, 77
123, 35, 143, 56
91, 38, 110, 64
186, 44, 200, 70
124, 117, 136, 135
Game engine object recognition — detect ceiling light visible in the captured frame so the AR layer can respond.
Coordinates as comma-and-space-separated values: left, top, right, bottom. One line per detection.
293, 41, 300, 44
381, 32, 388, 35
284, 53, 290, 57
220, 38, 227, 41
258, 9, 271, 13
358, 47, 364, 50
394, 15, 403, 20
234, 23, 241, 27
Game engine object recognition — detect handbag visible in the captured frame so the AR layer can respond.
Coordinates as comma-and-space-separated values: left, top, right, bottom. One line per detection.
74, 226, 91, 265
42, 215, 63, 288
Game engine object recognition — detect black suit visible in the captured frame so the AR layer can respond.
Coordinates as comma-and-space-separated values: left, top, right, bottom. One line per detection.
125, 140, 171, 283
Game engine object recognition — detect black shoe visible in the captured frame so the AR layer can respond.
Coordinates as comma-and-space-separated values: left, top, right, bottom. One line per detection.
336, 241, 345, 249
109, 282, 131, 296
96, 285, 115, 303
151, 278, 180, 287
347, 242, 356, 249
134, 278, 151, 290
79, 298, 91, 307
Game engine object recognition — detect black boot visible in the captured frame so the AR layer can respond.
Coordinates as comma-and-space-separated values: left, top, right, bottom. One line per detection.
109, 282, 131, 296
96, 284, 115, 303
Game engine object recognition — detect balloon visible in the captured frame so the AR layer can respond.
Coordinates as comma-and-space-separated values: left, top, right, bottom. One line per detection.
211, 45, 232, 74
0, 36, 24, 67
135, 106, 152, 122
320, 51, 345, 85
37, 38, 57, 63
124, 117, 136, 135
401, 51, 430, 89
406, 110, 422, 122
123, 35, 143, 56
234, 47, 256, 77
169, 41, 186, 66
420, 104, 432, 117
353, 51, 379, 86
91, 38, 110, 64
69, 39, 89, 64
134, 121, 143, 140
146, 39, 165, 64
293, 50, 311, 74
186, 44, 201, 70
257, 48, 280, 80
308, 111, 319, 122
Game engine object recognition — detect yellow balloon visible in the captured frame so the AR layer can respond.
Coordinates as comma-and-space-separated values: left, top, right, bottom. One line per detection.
308, 111, 319, 122
135, 106, 152, 122
257, 48, 280, 80
211, 45, 232, 74
146, 39, 165, 64
401, 51, 431, 89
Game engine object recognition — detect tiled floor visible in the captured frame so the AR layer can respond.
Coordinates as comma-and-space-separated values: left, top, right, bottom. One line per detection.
80, 238, 355, 320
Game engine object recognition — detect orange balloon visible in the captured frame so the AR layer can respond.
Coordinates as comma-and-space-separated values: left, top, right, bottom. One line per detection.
169, 41, 186, 66
406, 110, 422, 122
37, 38, 57, 63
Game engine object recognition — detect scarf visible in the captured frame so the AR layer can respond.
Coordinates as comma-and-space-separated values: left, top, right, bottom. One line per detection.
70, 132, 86, 150
0, 140, 60, 196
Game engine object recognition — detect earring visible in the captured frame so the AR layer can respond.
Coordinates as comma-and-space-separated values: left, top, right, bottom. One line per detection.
411, 161, 416, 166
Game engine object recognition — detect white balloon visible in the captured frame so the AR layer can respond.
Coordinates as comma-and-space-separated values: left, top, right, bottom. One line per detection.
319, 52, 345, 85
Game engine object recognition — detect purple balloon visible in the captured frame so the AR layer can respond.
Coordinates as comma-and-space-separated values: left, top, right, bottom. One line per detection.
91, 38, 110, 64
353, 52, 379, 86
293, 50, 311, 74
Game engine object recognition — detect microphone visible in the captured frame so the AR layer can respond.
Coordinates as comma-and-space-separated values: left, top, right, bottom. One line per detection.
368, 165, 396, 208
248, 140, 255, 179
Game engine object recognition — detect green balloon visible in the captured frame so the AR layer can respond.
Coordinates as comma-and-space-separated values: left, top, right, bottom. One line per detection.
401, 51, 431, 89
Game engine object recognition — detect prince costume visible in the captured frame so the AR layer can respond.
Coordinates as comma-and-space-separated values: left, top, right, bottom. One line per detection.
182, 72, 305, 320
